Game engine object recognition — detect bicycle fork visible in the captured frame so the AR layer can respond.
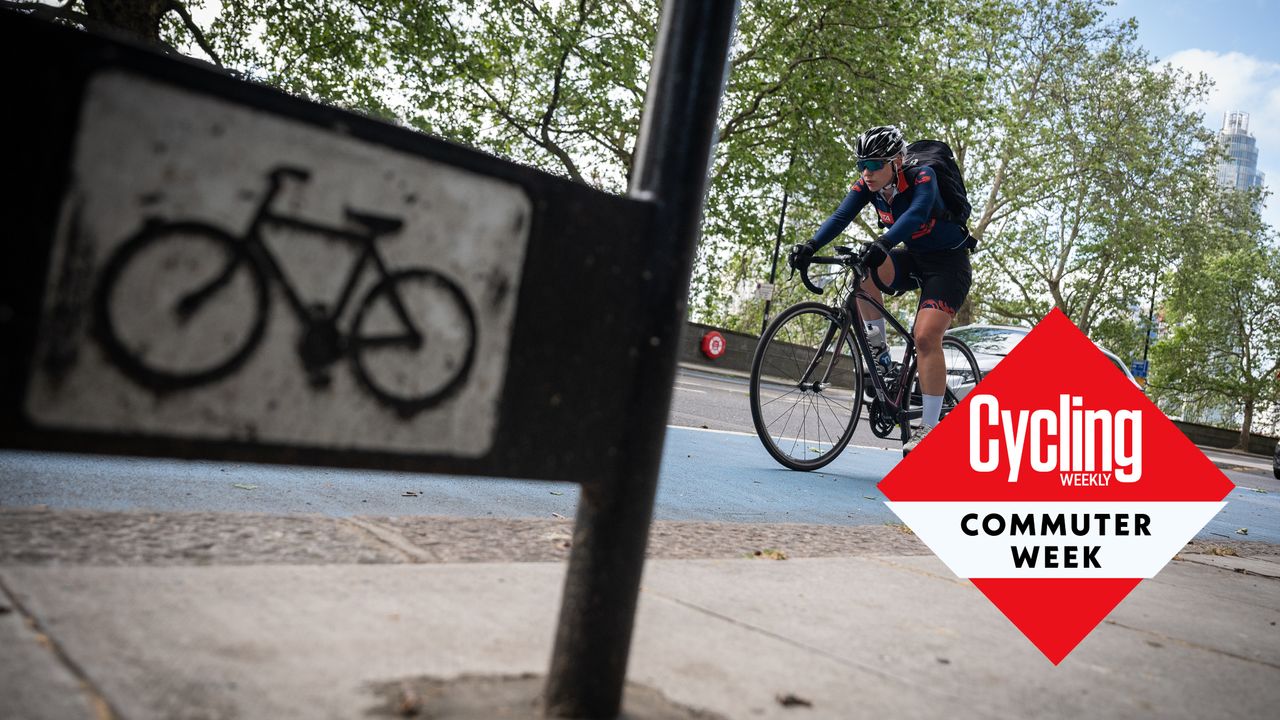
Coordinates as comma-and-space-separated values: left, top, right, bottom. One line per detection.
797, 316, 852, 393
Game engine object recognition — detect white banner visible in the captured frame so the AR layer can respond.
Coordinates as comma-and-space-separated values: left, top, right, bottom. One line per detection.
885, 501, 1227, 578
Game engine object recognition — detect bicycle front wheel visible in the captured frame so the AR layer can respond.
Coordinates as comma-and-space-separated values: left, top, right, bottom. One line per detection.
749, 302, 864, 471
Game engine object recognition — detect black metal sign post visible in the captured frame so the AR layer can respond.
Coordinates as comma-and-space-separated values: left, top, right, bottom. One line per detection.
0, 2, 738, 717
544, 2, 739, 717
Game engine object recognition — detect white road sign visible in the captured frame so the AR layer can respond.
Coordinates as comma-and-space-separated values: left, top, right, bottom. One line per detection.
25, 71, 531, 457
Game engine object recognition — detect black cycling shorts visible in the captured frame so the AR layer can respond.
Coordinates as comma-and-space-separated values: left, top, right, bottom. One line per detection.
874, 247, 972, 316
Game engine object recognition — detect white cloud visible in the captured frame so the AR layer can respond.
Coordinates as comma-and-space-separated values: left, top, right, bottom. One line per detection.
1163, 49, 1280, 231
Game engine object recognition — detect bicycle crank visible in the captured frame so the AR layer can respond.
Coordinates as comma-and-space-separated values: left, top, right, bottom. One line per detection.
299, 306, 345, 386
868, 399, 897, 439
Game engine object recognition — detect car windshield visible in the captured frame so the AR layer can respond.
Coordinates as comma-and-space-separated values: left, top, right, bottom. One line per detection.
947, 327, 1026, 355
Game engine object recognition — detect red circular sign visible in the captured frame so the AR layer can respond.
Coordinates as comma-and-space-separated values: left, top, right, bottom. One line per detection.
701, 331, 726, 360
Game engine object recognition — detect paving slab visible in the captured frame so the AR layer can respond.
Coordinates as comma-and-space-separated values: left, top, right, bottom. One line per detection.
2, 555, 1278, 720
0, 564, 565, 720
0, 589, 97, 720
639, 556, 1280, 719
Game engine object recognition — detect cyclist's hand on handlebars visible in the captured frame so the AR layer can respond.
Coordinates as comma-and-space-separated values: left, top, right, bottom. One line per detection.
863, 240, 890, 269
788, 243, 815, 270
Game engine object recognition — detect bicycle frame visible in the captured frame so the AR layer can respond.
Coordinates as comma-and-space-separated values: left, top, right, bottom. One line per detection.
220, 169, 421, 347
843, 286, 917, 418
796, 255, 919, 428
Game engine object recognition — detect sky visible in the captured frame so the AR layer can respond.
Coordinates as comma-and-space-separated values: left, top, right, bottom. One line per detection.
1108, 0, 1280, 230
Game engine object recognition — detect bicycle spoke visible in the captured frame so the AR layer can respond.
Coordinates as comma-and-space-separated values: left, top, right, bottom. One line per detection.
759, 386, 803, 409
816, 392, 853, 413
764, 346, 810, 384
787, 400, 806, 458
767, 394, 802, 444
809, 396, 835, 453
812, 397, 835, 448
816, 392, 850, 433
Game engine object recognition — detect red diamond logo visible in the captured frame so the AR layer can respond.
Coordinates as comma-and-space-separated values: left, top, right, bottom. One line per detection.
879, 308, 1234, 664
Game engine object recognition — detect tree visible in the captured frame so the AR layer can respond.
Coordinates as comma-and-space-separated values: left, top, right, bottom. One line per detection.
1150, 190, 1280, 448
29, 0, 1225, 354
3, 0, 219, 58
694, 0, 991, 331
958, 0, 1215, 347
166, 0, 989, 332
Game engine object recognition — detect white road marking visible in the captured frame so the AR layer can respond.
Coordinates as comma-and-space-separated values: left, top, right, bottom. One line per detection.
674, 378, 748, 396
665, 423, 898, 453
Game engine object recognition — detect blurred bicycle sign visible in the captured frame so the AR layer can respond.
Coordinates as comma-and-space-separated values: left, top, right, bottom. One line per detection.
0, 13, 660, 485
30, 73, 525, 459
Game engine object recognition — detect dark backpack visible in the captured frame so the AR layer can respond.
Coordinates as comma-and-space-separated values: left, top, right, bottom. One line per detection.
905, 139, 972, 225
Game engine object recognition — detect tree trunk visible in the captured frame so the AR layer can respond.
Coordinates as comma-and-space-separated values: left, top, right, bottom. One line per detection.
1236, 397, 1254, 451
955, 297, 974, 327
84, 0, 169, 41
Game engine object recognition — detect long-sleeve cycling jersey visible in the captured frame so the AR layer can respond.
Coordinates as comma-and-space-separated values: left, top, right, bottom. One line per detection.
809, 164, 969, 253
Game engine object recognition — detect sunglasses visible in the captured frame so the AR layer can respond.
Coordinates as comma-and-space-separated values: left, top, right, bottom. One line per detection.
856, 157, 893, 172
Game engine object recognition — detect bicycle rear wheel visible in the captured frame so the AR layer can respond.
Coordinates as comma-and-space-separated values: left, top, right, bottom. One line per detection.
904, 336, 982, 428
749, 302, 863, 471
350, 268, 477, 417
94, 222, 269, 392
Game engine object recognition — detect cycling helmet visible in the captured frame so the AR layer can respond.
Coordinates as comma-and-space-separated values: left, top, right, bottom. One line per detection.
856, 125, 905, 159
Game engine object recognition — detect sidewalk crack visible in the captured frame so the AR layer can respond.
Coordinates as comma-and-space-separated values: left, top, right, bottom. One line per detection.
341, 518, 439, 563
0, 572, 124, 720
1101, 619, 1280, 670
1176, 556, 1280, 581
642, 589, 1001, 715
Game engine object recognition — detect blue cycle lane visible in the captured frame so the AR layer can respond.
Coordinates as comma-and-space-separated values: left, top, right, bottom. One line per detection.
0, 425, 1275, 543
0, 427, 899, 526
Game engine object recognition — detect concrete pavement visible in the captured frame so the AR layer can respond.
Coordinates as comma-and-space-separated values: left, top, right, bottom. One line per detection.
3, 362, 1277, 718
1, 508, 1278, 719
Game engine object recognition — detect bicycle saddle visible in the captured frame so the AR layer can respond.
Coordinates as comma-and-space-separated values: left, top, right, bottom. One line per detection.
345, 209, 403, 236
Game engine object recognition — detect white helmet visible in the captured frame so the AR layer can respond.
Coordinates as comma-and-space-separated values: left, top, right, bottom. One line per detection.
856, 125, 905, 159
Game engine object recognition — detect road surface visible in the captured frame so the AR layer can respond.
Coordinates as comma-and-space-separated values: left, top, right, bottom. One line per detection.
2, 367, 1276, 542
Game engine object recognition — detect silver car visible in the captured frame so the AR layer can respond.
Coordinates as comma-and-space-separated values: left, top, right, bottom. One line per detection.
945, 324, 1144, 391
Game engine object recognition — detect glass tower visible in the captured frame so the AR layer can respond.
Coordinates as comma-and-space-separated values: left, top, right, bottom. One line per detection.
1216, 111, 1265, 189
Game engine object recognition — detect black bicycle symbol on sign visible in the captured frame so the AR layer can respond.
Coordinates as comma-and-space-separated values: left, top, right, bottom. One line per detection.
93, 166, 478, 417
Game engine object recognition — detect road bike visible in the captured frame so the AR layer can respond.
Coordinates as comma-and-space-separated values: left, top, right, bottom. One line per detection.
93, 166, 477, 417
748, 244, 982, 470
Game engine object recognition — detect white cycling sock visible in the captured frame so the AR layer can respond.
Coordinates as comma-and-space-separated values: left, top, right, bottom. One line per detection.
922, 394, 943, 427
866, 318, 886, 348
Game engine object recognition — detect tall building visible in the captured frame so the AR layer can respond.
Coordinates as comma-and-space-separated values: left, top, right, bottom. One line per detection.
1216, 111, 1265, 189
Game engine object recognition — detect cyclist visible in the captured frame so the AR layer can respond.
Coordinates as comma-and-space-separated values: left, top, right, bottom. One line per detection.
788, 125, 972, 456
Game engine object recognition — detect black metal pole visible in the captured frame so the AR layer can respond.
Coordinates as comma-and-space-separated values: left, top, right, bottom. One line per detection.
761, 150, 795, 335
757, 150, 788, 333
1142, 268, 1157, 364
543, 2, 739, 718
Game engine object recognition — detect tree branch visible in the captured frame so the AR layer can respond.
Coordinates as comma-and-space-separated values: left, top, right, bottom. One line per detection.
167, 0, 221, 66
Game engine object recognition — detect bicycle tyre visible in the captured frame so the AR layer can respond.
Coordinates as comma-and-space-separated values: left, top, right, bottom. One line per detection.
94, 221, 269, 392
350, 268, 477, 417
749, 301, 864, 471
904, 335, 982, 429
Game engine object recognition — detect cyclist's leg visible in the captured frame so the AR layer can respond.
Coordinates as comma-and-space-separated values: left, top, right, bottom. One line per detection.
913, 307, 954, 397
856, 252, 900, 322
913, 250, 972, 414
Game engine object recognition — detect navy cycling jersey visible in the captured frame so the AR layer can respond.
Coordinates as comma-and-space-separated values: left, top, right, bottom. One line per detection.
810, 164, 969, 252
